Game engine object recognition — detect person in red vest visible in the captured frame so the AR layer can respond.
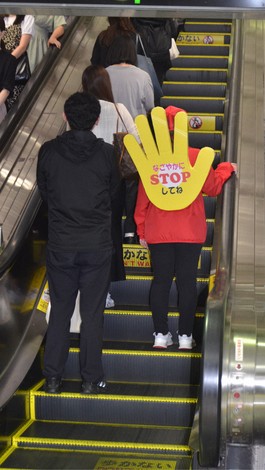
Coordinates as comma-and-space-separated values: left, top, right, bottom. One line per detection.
133, 106, 237, 349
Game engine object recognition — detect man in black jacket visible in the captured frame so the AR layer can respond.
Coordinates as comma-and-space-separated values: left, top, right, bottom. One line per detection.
37, 91, 120, 394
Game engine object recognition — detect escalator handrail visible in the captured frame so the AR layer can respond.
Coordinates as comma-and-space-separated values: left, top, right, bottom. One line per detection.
198, 19, 242, 467
0, 17, 81, 278
0, 16, 80, 154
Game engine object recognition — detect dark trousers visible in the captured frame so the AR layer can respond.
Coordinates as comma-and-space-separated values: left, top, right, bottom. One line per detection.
149, 242, 202, 336
123, 174, 139, 235
43, 248, 112, 382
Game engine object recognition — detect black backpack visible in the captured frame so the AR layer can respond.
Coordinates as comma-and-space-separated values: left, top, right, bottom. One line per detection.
134, 19, 171, 62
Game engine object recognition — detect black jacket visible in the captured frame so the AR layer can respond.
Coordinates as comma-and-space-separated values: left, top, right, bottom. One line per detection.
37, 129, 120, 251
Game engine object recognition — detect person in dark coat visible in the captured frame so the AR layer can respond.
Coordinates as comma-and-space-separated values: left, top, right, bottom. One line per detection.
37, 91, 120, 395
132, 17, 175, 86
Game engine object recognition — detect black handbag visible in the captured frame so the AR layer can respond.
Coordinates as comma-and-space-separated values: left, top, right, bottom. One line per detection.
15, 52, 31, 85
113, 105, 138, 179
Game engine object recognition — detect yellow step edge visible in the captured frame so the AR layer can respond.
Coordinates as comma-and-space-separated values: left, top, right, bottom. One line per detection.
36, 418, 192, 430
32, 391, 198, 404
162, 96, 225, 101
125, 274, 209, 281
0, 446, 191, 460
178, 31, 231, 35
0, 446, 17, 465
178, 43, 229, 47
170, 68, 228, 73
176, 55, 229, 58
13, 436, 191, 453
188, 130, 223, 134
164, 81, 227, 86
185, 21, 232, 24
11, 418, 34, 440
69, 348, 202, 359
103, 310, 204, 318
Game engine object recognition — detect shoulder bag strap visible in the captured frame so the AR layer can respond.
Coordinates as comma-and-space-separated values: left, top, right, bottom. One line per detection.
114, 103, 129, 133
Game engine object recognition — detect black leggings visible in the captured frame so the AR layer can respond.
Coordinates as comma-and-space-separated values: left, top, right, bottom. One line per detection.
149, 242, 202, 336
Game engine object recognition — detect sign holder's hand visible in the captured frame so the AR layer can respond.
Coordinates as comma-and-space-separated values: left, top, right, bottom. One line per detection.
124, 107, 215, 210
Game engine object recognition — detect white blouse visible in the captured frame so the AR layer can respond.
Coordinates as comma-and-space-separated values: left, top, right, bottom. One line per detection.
4, 15, 35, 36
93, 100, 139, 144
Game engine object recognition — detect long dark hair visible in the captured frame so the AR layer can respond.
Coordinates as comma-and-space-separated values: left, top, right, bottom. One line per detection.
82, 65, 115, 103
106, 35, 137, 66
98, 17, 136, 47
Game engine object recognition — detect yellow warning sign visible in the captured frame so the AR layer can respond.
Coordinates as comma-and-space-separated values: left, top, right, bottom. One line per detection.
177, 33, 227, 45
37, 281, 50, 314
188, 115, 217, 132
123, 246, 151, 268
95, 457, 177, 470
20, 266, 46, 313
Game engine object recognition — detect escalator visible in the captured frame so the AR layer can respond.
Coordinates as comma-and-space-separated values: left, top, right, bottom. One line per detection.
0, 18, 235, 469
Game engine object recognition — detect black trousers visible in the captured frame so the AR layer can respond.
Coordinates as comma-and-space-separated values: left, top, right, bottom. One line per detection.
123, 174, 139, 235
149, 242, 202, 336
43, 247, 112, 382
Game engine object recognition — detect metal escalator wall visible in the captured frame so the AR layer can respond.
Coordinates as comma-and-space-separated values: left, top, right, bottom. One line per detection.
198, 19, 240, 468
221, 19, 265, 468
199, 19, 265, 469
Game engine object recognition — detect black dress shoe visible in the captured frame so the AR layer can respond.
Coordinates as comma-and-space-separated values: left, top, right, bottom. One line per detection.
81, 380, 108, 394
44, 377, 62, 394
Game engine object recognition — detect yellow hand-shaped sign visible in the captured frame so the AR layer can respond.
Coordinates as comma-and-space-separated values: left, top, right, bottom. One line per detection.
124, 107, 214, 210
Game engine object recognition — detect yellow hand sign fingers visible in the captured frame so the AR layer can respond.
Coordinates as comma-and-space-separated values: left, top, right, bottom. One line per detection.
124, 133, 148, 171
173, 111, 191, 170
151, 107, 173, 159
134, 114, 159, 160
124, 106, 215, 211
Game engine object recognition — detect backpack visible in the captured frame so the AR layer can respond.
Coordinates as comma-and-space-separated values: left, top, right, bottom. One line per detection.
134, 19, 171, 62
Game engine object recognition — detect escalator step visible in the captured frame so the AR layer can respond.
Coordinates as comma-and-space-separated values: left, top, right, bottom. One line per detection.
103, 310, 205, 343
177, 44, 230, 56
15, 420, 192, 455
204, 195, 217, 218
171, 56, 228, 68
166, 68, 228, 83
0, 448, 192, 469
32, 380, 198, 426
108, 276, 209, 308
162, 82, 226, 98
188, 131, 222, 149
185, 21, 232, 33
161, 96, 225, 114
64, 348, 201, 384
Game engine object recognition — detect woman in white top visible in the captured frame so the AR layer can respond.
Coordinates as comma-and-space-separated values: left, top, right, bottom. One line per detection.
82, 64, 139, 307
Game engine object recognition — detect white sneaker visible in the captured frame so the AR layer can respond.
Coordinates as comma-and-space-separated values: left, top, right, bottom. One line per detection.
153, 332, 173, 349
105, 292, 115, 308
178, 334, 195, 350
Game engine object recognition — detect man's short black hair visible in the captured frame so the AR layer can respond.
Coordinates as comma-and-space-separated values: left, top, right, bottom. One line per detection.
64, 91, 101, 130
